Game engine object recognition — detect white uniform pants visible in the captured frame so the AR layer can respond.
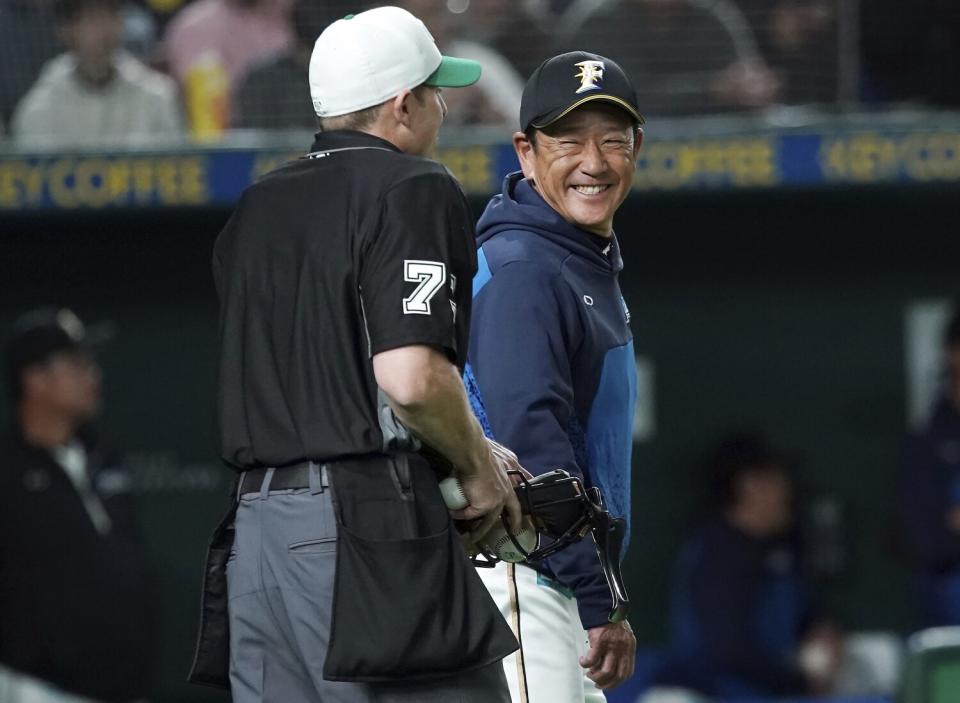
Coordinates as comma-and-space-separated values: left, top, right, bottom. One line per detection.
478, 562, 605, 703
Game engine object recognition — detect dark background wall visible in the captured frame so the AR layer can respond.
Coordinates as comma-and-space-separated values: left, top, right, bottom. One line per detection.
0, 184, 956, 701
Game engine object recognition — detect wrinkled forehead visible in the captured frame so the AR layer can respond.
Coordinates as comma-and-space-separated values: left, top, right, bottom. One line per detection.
540, 103, 637, 138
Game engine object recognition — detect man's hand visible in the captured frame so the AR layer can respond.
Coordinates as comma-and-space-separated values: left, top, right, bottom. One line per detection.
372, 346, 526, 544
798, 620, 843, 696
450, 438, 525, 544
946, 506, 960, 533
579, 620, 636, 690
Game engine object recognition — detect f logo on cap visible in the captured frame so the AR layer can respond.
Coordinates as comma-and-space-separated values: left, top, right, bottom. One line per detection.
574, 60, 605, 94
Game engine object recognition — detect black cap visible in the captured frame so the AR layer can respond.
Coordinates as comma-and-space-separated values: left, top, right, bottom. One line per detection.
4, 308, 110, 390
520, 51, 644, 133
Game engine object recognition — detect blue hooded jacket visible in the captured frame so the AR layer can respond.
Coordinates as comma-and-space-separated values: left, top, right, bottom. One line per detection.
900, 398, 960, 625
465, 172, 637, 629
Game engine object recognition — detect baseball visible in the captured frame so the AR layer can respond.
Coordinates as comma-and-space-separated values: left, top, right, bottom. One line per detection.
439, 476, 468, 510
482, 520, 539, 563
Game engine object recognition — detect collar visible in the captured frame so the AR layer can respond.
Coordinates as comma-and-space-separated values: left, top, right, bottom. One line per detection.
510, 176, 623, 271
308, 130, 401, 155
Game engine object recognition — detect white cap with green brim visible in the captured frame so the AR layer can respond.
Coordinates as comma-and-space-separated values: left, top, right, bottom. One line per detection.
309, 6, 482, 118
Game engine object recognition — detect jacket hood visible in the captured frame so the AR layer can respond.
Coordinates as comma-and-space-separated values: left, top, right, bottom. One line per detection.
477, 172, 624, 274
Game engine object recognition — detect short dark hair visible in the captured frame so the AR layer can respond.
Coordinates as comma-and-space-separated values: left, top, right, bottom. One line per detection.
317, 85, 428, 133
946, 307, 960, 348
54, 0, 120, 22
317, 102, 384, 133
524, 127, 538, 149
708, 433, 789, 510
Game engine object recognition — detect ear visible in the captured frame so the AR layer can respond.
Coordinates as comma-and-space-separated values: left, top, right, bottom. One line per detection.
512, 131, 537, 182
390, 89, 415, 129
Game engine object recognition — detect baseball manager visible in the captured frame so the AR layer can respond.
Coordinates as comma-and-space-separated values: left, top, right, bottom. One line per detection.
465, 51, 643, 701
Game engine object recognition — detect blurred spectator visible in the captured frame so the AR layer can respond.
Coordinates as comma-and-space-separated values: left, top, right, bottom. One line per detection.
138, 0, 191, 36
0, 309, 153, 703
232, 0, 348, 130
559, 0, 780, 117
0, 0, 61, 133
740, 0, 838, 105
395, 0, 523, 126
11, 0, 182, 149
900, 308, 960, 627
654, 434, 843, 698
459, 0, 553, 80
862, 0, 960, 106
164, 0, 293, 138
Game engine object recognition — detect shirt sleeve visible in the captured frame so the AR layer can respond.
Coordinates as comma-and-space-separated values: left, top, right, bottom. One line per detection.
359, 171, 475, 362
900, 432, 960, 569
469, 260, 614, 628
10, 87, 52, 143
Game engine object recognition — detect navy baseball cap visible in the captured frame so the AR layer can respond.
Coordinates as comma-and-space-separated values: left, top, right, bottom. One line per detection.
4, 308, 111, 385
520, 51, 644, 132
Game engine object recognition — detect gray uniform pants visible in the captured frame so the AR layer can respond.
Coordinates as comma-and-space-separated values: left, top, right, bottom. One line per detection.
227, 467, 511, 702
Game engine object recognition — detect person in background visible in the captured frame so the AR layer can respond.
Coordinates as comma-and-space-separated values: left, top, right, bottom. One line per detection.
559, 0, 780, 117
861, 0, 960, 107
901, 309, 960, 627
0, 0, 61, 132
11, 0, 182, 149
654, 434, 843, 699
739, 0, 838, 105
0, 308, 154, 703
458, 0, 553, 79
163, 0, 293, 138
396, 0, 525, 126
232, 0, 350, 130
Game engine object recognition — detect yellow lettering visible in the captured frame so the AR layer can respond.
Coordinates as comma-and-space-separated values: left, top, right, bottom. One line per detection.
819, 134, 898, 182
156, 158, 180, 204
180, 157, 208, 203
48, 159, 77, 208
635, 142, 683, 190
24, 162, 43, 204
901, 133, 960, 181
0, 162, 22, 207
107, 159, 132, 204
635, 138, 775, 190
75, 158, 112, 208
131, 159, 155, 204
438, 147, 493, 194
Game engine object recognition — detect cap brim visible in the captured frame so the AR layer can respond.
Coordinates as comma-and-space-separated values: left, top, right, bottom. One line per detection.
531, 93, 645, 129
424, 56, 482, 88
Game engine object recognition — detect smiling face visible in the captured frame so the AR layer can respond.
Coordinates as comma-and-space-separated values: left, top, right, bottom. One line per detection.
514, 103, 642, 237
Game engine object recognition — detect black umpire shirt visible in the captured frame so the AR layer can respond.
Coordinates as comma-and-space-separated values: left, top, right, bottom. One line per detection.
213, 130, 477, 470
0, 429, 154, 702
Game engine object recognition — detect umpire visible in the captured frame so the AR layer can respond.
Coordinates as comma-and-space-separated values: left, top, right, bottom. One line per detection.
199, 6, 523, 703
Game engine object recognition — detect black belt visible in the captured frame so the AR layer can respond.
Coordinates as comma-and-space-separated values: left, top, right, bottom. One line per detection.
239, 462, 328, 495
